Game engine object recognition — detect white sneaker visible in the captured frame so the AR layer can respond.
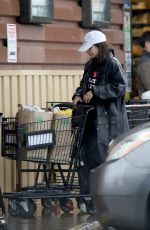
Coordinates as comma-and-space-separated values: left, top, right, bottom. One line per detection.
79, 202, 87, 214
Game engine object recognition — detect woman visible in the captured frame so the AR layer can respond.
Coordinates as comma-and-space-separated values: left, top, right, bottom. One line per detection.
72, 30, 129, 214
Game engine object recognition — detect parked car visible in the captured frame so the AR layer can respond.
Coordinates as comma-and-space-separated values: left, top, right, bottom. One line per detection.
90, 122, 150, 230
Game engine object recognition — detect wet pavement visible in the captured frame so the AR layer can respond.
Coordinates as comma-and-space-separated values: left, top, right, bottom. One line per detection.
3, 201, 102, 230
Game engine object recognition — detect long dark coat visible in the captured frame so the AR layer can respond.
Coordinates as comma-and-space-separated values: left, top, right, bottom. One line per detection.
73, 54, 129, 165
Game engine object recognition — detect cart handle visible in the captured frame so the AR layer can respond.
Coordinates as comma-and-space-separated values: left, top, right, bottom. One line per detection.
46, 101, 94, 112
126, 104, 150, 109
46, 101, 72, 110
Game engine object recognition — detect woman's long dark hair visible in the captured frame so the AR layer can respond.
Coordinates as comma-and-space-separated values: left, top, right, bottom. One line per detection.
95, 42, 113, 62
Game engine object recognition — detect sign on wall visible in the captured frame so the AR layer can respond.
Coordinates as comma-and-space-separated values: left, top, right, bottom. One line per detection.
123, 1, 132, 96
123, 0, 131, 10
7, 24, 17, 63
124, 11, 131, 52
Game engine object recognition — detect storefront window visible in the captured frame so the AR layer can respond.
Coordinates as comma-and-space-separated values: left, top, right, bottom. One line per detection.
20, 0, 54, 24
82, 0, 111, 28
31, 0, 50, 18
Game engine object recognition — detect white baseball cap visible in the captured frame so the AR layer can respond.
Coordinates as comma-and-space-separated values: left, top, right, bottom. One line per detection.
78, 30, 106, 52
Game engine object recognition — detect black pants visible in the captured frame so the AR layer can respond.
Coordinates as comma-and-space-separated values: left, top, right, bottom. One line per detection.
78, 120, 101, 195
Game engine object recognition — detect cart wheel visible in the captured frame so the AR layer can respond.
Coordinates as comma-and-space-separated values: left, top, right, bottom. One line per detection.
59, 198, 73, 213
20, 199, 36, 218
8, 199, 21, 217
0, 220, 7, 230
41, 198, 52, 208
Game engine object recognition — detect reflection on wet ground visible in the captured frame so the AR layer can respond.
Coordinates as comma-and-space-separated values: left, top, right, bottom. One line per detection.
3, 201, 101, 230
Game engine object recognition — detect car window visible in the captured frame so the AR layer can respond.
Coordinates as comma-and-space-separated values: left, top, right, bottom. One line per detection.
107, 128, 150, 161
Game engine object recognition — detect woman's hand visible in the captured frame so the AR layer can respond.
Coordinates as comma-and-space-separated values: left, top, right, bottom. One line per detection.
72, 96, 82, 105
83, 90, 93, 103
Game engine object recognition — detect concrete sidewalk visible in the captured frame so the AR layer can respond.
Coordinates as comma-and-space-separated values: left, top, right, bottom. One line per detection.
3, 201, 102, 230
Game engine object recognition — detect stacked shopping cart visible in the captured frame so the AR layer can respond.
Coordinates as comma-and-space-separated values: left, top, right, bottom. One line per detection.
126, 99, 150, 128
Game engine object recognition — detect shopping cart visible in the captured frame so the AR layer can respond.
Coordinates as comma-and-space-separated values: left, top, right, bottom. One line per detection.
0, 114, 7, 230
0, 188, 7, 230
1, 103, 93, 217
126, 104, 150, 129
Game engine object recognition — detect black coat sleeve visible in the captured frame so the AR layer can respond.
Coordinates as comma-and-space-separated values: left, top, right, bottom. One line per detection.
93, 58, 126, 100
